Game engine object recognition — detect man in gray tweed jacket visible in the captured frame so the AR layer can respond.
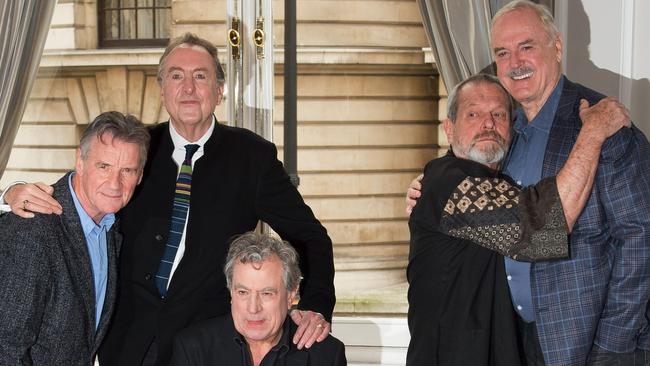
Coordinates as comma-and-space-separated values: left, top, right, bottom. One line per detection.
0, 111, 149, 365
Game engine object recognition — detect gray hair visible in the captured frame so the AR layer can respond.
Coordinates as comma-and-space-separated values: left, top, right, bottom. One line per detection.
446, 73, 513, 123
157, 32, 225, 87
79, 111, 150, 169
224, 232, 302, 293
491, 0, 559, 48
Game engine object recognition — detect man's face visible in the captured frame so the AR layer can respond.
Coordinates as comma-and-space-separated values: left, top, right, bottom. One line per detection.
160, 44, 223, 132
491, 8, 562, 110
443, 82, 511, 167
74, 134, 143, 223
231, 255, 297, 348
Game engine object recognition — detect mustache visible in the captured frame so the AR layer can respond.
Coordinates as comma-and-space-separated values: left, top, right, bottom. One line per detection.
507, 66, 534, 78
472, 131, 507, 146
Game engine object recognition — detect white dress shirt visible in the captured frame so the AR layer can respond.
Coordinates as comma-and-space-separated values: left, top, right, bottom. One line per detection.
165, 117, 215, 289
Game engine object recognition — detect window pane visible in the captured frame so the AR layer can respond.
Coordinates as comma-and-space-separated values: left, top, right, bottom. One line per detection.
120, 9, 136, 39
104, 10, 119, 39
104, 0, 120, 9
99, 0, 171, 46
137, 9, 154, 39
155, 8, 171, 38
138, 0, 154, 7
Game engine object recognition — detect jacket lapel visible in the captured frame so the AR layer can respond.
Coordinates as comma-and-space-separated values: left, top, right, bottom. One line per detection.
53, 173, 97, 347
94, 224, 122, 352
542, 77, 581, 178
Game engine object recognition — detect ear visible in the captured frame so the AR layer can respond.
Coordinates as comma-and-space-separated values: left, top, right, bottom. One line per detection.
443, 118, 454, 144
75, 148, 84, 174
215, 84, 225, 105
287, 287, 299, 309
554, 34, 563, 63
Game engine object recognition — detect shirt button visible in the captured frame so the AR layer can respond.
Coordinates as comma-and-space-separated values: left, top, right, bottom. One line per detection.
145, 273, 152, 280
154, 234, 164, 242
507, 275, 512, 281
517, 305, 523, 311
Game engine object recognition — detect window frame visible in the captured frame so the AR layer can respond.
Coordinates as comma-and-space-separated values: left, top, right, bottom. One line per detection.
98, 0, 171, 48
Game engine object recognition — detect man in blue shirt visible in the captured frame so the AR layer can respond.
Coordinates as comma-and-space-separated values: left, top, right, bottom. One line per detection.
492, 2, 650, 365
408, 1, 650, 365
0, 111, 149, 364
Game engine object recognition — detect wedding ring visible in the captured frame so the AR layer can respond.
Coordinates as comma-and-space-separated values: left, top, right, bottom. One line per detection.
22, 199, 29, 211
316, 323, 323, 328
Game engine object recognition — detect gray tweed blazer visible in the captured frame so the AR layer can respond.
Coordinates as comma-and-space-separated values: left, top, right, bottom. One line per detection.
0, 172, 121, 365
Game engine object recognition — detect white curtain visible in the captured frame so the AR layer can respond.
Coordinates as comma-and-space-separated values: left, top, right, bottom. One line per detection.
0, 0, 56, 179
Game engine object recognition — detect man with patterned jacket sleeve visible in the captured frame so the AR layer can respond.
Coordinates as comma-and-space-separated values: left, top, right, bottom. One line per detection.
406, 73, 629, 365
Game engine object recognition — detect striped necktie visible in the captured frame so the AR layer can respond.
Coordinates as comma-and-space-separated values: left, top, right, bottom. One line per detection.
155, 144, 200, 297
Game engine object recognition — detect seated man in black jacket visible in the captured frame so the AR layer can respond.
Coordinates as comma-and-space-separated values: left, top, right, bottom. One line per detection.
407, 74, 629, 365
170, 232, 346, 366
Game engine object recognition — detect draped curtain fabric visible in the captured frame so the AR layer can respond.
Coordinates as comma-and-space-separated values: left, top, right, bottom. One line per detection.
417, 0, 554, 92
0, 0, 56, 180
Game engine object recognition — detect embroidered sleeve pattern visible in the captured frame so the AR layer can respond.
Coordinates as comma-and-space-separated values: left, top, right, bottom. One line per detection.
440, 176, 568, 262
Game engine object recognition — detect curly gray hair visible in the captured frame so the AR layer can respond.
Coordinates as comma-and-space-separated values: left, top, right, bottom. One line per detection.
224, 232, 302, 293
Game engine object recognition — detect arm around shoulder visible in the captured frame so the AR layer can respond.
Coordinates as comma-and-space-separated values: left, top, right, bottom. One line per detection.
254, 142, 335, 320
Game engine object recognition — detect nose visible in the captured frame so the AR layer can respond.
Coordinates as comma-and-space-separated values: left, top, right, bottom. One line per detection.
107, 169, 122, 190
510, 50, 522, 68
247, 293, 262, 314
482, 114, 496, 130
182, 76, 195, 94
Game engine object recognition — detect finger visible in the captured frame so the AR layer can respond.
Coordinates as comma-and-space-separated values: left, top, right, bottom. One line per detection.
291, 311, 307, 345
12, 198, 58, 215
10, 185, 62, 215
34, 182, 55, 195
294, 320, 313, 349
12, 207, 36, 219
315, 322, 331, 342
407, 187, 422, 199
297, 317, 322, 349
406, 197, 417, 215
409, 175, 424, 190
28, 183, 62, 213
579, 99, 590, 112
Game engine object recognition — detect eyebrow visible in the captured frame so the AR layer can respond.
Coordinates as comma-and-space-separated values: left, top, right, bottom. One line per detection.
493, 38, 535, 53
167, 66, 210, 73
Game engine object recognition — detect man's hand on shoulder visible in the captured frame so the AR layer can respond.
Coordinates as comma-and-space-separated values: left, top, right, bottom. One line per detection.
405, 174, 423, 216
290, 309, 331, 350
5, 182, 62, 218
579, 97, 631, 142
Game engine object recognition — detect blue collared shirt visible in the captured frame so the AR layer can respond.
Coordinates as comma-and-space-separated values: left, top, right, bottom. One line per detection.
502, 76, 565, 322
68, 174, 115, 329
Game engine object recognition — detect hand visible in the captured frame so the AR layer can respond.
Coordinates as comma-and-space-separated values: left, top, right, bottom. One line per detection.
290, 309, 331, 349
405, 174, 423, 215
5, 182, 62, 218
579, 98, 631, 142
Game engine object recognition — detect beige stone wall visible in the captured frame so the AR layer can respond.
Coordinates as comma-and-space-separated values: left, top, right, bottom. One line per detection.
3, 0, 448, 315
46, 0, 97, 50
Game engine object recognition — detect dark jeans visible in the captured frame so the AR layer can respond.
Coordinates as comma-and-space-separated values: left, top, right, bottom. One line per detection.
587, 345, 650, 366
517, 317, 546, 366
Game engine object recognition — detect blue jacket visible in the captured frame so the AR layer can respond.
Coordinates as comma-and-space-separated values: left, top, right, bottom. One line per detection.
532, 77, 650, 365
